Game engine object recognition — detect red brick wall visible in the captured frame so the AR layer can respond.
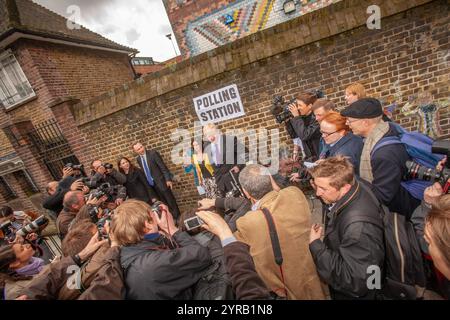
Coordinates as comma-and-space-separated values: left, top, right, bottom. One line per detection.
73, 0, 450, 213
0, 40, 135, 209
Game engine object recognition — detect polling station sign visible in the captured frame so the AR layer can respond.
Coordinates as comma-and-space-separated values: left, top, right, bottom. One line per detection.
193, 84, 245, 125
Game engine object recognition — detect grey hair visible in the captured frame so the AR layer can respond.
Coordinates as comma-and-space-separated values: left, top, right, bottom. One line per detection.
238, 164, 273, 200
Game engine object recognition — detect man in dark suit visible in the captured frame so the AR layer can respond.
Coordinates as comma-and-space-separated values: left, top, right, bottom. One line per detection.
203, 124, 247, 197
132, 142, 180, 219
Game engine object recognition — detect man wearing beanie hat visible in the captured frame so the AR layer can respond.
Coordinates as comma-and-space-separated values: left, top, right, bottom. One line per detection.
341, 98, 420, 218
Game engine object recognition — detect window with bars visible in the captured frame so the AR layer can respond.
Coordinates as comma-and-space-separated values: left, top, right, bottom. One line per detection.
0, 176, 17, 201
0, 51, 36, 109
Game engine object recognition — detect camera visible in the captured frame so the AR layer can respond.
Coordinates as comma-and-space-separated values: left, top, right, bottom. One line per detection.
270, 95, 296, 124
184, 216, 204, 231
0, 220, 15, 241
104, 163, 113, 170
151, 201, 164, 218
404, 140, 450, 193
225, 170, 245, 198
90, 182, 116, 202
65, 163, 84, 171
15, 215, 49, 237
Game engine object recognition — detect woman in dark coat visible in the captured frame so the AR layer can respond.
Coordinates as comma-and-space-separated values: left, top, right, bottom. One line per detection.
319, 112, 364, 172
118, 156, 157, 204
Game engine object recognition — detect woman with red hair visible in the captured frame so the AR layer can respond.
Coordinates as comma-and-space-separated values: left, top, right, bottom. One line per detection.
319, 112, 364, 172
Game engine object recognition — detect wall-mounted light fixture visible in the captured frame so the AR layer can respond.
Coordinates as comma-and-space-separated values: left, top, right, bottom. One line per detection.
283, 0, 297, 14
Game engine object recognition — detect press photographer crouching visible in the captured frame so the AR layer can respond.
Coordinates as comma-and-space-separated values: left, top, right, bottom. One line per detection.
112, 200, 212, 300
89, 160, 127, 206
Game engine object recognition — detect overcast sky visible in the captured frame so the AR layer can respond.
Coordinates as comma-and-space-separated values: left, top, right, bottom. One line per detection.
33, 0, 180, 61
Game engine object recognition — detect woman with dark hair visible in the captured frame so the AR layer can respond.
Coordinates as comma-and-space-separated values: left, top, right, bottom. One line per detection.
1, 242, 44, 300
118, 156, 157, 204
288, 91, 322, 162
183, 140, 219, 198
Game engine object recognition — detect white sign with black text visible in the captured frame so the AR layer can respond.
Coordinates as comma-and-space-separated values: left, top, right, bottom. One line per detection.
193, 84, 245, 125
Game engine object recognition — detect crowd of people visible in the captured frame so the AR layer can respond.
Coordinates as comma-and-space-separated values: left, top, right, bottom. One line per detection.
0, 82, 448, 300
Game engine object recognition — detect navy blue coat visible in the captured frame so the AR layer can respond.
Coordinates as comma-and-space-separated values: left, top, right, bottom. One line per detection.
368, 124, 420, 218
320, 133, 363, 173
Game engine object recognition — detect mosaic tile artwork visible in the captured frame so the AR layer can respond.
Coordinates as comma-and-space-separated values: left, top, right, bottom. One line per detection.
185, 0, 340, 56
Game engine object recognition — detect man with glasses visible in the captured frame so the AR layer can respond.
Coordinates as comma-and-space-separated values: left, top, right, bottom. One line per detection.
341, 98, 420, 218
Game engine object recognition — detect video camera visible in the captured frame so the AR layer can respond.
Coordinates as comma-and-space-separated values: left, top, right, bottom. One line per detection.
270, 95, 297, 124
405, 140, 450, 193
270, 90, 324, 124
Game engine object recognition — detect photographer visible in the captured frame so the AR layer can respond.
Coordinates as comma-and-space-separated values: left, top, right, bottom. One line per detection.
112, 199, 211, 300
17, 226, 124, 300
89, 159, 127, 206
232, 164, 325, 299
42, 167, 78, 216
56, 191, 105, 239
288, 92, 322, 162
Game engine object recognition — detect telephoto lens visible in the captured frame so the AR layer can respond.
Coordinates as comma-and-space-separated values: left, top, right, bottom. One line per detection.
16, 215, 49, 237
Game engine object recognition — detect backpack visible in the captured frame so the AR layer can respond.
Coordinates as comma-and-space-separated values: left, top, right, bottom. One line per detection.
371, 123, 445, 200
192, 233, 234, 300
341, 182, 426, 300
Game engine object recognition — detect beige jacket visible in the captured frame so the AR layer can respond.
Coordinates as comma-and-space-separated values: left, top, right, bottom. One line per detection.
235, 186, 326, 300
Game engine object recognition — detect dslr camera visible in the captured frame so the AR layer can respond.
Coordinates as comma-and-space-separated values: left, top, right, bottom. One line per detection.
89, 182, 116, 202
64, 163, 84, 171
15, 215, 49, 237
0, 220, 15, 241
104, 163, 114, 170
405, 140, 450, 193
150, 201, 164, 218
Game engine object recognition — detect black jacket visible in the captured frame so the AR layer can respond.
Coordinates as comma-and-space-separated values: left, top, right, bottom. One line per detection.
42, 176, 76, 214
205, 135, 247, 194
290, 113, 321, 161
120, 231, 212, 300
124, 169, 157, 203
309, 180, 385, 300
136, 149, 172, 192
369, 123, 421, 218
321, 133, 364, 173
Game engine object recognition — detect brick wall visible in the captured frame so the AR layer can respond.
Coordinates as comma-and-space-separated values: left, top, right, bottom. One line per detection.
15, 0, 450, 215
0, 40, 135, 210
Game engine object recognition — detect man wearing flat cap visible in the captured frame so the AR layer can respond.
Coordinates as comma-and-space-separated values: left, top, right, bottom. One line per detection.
341, 98, 420, 218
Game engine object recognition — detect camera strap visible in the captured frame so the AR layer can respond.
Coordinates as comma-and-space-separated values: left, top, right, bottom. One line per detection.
261, 207, 288, 298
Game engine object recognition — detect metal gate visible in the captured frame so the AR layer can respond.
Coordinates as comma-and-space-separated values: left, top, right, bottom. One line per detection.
27, 119, 80, 181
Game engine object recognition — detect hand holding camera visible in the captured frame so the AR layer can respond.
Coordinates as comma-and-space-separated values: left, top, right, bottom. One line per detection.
150, 202, 178, 236
288, 102, 300, 117
62, 167, 74, 179
195, 211, 233, 241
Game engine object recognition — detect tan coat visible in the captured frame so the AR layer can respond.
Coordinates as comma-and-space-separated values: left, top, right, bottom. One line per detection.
235, 186, 326, 300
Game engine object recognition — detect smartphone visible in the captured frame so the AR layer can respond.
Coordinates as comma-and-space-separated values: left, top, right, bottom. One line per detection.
184, 216, 204, 231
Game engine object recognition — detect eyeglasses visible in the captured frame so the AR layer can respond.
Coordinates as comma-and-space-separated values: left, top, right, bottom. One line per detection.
320, 130, 340, 137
